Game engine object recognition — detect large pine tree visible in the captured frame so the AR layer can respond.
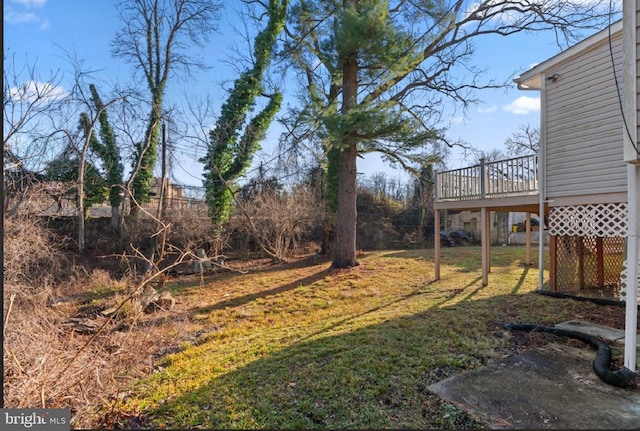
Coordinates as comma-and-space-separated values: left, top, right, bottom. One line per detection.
284, 0, 610, 268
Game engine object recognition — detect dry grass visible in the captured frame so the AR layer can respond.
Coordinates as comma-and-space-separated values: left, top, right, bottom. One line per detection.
3, 216, 69, 286
4, 233, 627, 429
2, 217, 196, 428
110, 247, 624, 429
3, 266, 199, 428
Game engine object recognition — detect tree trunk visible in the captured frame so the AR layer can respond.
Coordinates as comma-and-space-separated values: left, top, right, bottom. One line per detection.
78, 206, 85, 253
320, 223, 334, 254
111, 205, 121, 231
332, 142, 359, 267
332, 1, 359, 268
78, 149, 87, 253
131, 103, 162, 218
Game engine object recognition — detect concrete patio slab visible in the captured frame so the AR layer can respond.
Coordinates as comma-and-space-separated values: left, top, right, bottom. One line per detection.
428, 342, 640, 429
555, 319, 640, 348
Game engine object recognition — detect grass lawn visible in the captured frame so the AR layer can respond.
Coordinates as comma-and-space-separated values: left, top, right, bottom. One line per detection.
115, 246, 625, 429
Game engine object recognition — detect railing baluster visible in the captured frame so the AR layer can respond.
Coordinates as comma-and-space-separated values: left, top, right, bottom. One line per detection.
464, 168, 468, 199
435, 154, 538, 201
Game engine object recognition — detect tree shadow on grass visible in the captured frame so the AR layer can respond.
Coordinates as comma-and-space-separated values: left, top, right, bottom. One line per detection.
194, 267, 334, 314
165, 254, 333, 293
383, 247, 527, 273
441, 266, 531, 303
135, 282, 603, 430
512, 266, 530, 294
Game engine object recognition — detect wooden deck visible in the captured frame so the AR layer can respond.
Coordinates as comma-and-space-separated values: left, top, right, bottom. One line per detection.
433, 155, 543, 287
435, 155, 539, 211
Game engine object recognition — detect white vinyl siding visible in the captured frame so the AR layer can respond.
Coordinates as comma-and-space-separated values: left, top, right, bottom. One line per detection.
637, 9, 640, 141
545, 32, 628, 198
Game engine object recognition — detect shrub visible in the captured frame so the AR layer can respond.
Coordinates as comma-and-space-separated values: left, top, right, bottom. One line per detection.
3, 216, 68, 286
3, 217, 152, 428
229, 186, 324, 261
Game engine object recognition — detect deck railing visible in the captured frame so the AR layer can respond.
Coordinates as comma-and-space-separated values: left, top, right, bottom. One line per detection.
436, 154, 538, 201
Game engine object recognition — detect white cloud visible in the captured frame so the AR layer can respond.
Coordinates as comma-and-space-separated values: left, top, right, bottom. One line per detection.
5, 0, 47, 27
11, 0, 47, 7
8, 81, 67, 104
478, 105, 497, 114
450, 116, 465, 126
504, 96, 540, 115
4, 11, 39, 24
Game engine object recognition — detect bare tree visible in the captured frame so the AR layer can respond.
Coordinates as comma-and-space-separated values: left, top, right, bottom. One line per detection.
3, 54, 68, 217
111, 0, 221, 215
505, 124, 541, 156
75, 95, 127, 253
231, 184, 323, 261
44, 49, 138, 252
469, 148, 508, 164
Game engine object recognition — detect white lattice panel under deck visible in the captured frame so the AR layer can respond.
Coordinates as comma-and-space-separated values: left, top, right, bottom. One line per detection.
620, 258, 640, 304
549, 203, 627, 237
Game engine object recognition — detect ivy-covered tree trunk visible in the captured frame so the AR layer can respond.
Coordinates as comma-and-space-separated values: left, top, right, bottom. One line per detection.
87, 84, 124, 230
112, 0, 219, 218
202, 0, 287, 230
131, 107, 162, 216
78, 147, 87, 253
320, 144, 339, 254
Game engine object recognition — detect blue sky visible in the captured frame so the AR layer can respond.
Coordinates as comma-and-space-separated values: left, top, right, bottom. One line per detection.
3, 0, 616, 187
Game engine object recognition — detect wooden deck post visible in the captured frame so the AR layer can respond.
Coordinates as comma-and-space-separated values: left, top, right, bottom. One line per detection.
525, 212, 532, 265
488, 212, 491, 273
481, 207, 489, 286
577, 237, 585, 290
549, 235, 557, 291
434, 209, 441, 281
596, 237, 604, 286
480, 158, 487, 199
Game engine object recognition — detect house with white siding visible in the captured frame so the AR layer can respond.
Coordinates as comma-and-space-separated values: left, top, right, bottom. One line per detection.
434, 19, 634, 301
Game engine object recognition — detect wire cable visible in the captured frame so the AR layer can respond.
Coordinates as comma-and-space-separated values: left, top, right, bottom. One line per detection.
609, 0, 640, 155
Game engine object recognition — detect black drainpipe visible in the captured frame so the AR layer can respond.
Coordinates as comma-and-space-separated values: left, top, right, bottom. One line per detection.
504, 323, 637, 388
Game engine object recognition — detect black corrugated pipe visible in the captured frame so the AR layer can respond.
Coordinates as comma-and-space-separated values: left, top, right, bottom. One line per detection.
534, 289, 626, 307
504, 323, 638, 389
